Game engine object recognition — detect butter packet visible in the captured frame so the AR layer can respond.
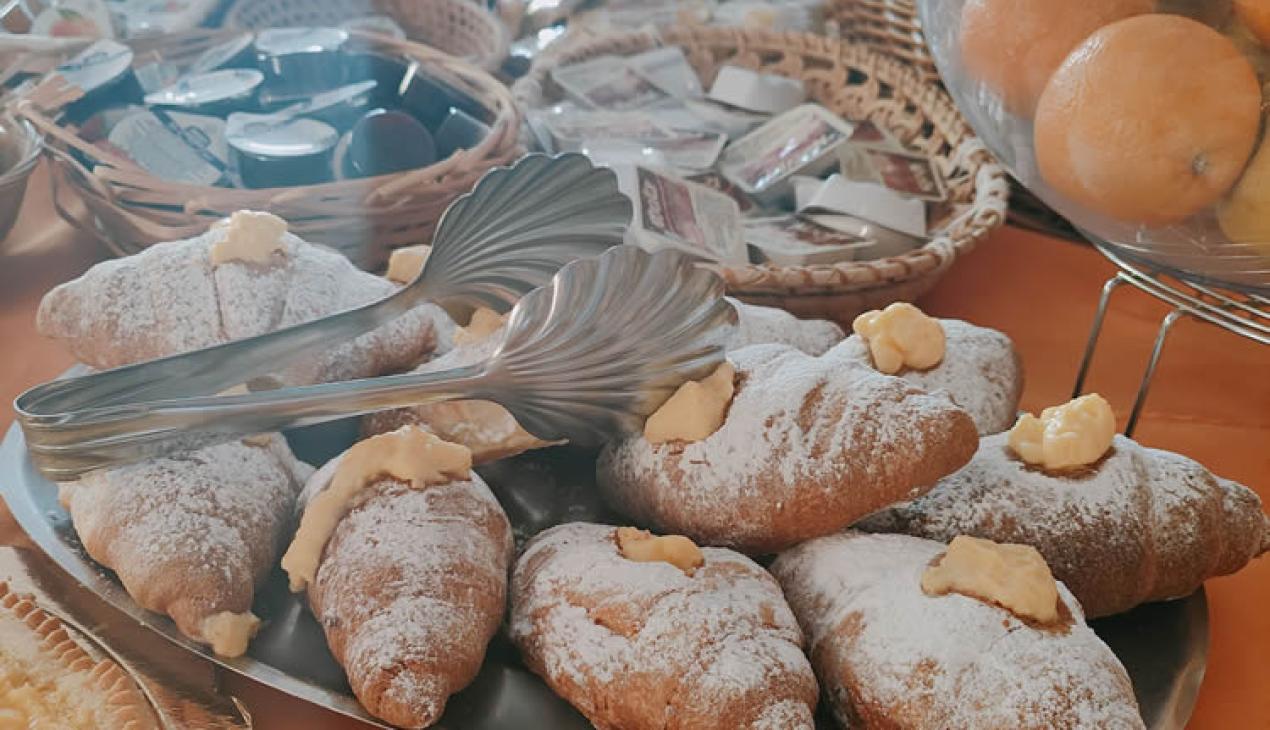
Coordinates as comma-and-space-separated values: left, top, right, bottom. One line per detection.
798, 174, 928, 238
717, 103, 855, 206
551, 54, 669, 111
526, 107, 679, 152
743, 214, 867, 266
615, 164, 748, 265
626, 47, 703, 100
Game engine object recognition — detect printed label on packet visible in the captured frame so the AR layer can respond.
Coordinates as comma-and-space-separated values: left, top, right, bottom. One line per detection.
624, 166, 747, 264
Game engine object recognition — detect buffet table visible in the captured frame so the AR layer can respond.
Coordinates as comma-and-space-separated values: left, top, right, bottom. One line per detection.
1, 164, 1266, 729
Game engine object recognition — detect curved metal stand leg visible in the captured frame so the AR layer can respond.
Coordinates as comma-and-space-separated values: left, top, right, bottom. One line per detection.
1073, 274, 1128, 398
1125, 309, 1188, 438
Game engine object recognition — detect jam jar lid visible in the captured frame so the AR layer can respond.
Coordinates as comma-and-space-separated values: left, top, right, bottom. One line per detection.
144, 69, 264, 108
227, 112, 339, 158
56, 39, 134, 94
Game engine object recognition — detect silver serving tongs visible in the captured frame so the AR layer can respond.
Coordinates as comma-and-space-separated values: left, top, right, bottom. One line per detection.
19, 246, 737, 480
17, 152, 632, 415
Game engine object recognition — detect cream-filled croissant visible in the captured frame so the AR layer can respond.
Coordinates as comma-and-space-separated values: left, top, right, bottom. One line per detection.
58, 435, 311, 656
510, 522, 819, 729
37, 211, 444, 386
772, 531, 1145, 729
599, 344, 978, 554
285, 427, 512, 728
859, 424, 1270, 617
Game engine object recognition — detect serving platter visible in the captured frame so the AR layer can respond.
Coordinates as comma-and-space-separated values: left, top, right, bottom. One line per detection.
0, 417, 1209, 729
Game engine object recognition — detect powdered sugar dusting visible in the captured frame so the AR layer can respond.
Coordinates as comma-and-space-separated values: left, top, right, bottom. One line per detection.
858, 434, 1269, 617
598, 343, 978, 553
832, 319, 1022, 434
57, 435, 309, 644
771, 531, 1145, 729
510, 522, 817, 729
728, 298, 844, 355
310, 474, 512, 728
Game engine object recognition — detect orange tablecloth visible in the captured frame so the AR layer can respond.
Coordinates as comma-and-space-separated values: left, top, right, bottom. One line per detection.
1, 164, 1266, 728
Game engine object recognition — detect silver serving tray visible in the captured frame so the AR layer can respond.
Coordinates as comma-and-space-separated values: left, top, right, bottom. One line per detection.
1, 419, 1208, 729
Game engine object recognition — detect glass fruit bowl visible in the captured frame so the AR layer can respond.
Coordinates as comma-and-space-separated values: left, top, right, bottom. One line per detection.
917, 0, 1270, 293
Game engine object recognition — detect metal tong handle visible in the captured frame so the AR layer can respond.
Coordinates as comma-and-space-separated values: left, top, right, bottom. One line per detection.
22, 365, 488, 480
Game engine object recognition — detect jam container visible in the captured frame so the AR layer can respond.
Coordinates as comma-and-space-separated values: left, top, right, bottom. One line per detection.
433, 106, 490, 159
56, 39, 143, 123
398, 60, 491, 130
336, 108, 436, 179
227, 112, 338, 188
107, 108, 229, 186
144, 69, 264, 116
265, 80, 377, 131
187, 32, 257, 75
341, 52, 409, 108
255, 27, 350, 98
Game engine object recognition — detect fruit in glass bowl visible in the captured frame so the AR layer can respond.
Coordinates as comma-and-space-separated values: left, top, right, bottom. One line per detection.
918, 0, 1270, 290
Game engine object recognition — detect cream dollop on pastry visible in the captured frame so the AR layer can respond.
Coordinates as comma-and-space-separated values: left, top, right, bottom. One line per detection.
852, 302, 945, 374
921, 535, 1060, 625
1008, 394, 1115, 471
643, 362, 736, 444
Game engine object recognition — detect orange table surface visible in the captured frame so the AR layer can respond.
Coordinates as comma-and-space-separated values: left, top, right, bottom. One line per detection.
0, 164, 1266, 729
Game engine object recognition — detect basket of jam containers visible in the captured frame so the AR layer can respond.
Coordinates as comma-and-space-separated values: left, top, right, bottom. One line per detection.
223, 0, 509, 72
16, 27, 522, 267
512, 25, 1009, 326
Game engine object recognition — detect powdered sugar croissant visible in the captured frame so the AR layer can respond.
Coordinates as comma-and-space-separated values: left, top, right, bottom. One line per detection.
304, 457, 513, 728
771, 531, 1145, 729
510, 522, 819, 729
36, 212, 444, 386
598, 343, 978, 554
858, 433, 1270, 617
57, 435, 311, 656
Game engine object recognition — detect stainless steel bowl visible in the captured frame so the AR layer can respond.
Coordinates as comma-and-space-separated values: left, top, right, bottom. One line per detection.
0, 115, 42, 243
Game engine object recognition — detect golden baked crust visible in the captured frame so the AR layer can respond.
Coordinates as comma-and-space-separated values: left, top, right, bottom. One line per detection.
36, 221, 442, 385
58, 435, 311, 656
0, 581, 160, 729
859, 433, 1270, 617
834, 318, 1024, 435
598, 344, 979, 554
510, 522, 819, 730
771, 532, 1145, 730
308, 473, 513, 729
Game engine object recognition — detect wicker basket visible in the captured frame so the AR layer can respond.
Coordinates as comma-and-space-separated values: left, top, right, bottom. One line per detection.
823, 0, 938, 82
17, 29, 523, 268
223, 0, 509, 72
513, 26, 1009, 326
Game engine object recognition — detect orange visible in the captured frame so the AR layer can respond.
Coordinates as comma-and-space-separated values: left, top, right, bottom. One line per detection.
1235, 0, 1270, 47
1034, 14, 1262, 227
959, 0, 1154, 117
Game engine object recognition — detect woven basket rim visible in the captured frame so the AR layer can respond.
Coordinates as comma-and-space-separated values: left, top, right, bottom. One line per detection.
512, 25, 1009, 297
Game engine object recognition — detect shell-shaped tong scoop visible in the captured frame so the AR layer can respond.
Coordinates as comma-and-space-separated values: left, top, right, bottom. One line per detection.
18, 247, 737, 480
14, 153, 630, 416
482, 246, 737, 444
